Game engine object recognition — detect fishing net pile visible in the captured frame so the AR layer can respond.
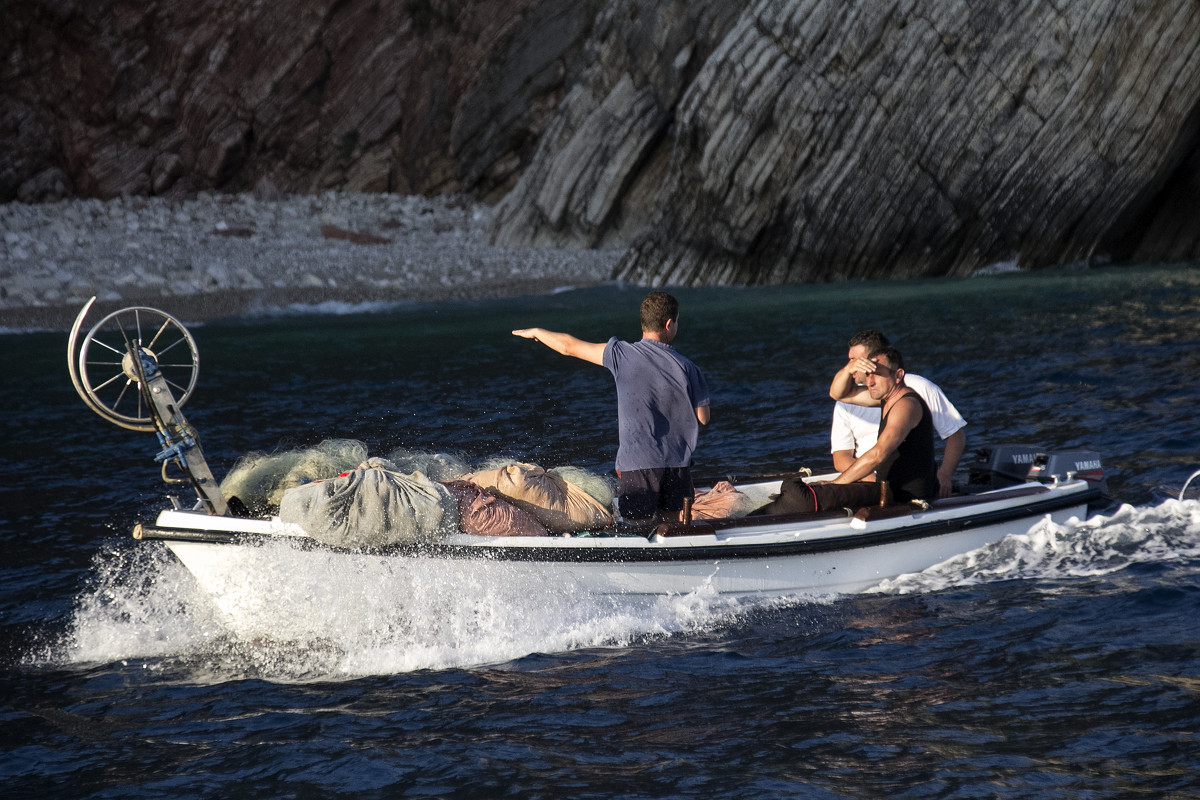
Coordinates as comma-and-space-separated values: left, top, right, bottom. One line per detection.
220, 440, 619, 547
219, 439, 761, 546
219, 439, 369, 513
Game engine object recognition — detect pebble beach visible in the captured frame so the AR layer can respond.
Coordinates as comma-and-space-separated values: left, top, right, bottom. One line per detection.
0, 192, 621, 332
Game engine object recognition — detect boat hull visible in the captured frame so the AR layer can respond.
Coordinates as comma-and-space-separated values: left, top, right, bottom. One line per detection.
140, 480, 1098, 637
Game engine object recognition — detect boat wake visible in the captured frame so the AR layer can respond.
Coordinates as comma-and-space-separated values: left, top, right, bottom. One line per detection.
873, 498, 1200, 594
40, 499, 1200, 681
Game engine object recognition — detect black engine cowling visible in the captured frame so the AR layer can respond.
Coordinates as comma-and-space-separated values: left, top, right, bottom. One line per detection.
969, 444, 1108, 495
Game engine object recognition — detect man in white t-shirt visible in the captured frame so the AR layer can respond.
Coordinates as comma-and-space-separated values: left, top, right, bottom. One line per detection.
831, 331, 966, 498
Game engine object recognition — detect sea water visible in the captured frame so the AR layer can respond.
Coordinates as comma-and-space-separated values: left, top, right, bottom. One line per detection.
2, 264, 1199, 798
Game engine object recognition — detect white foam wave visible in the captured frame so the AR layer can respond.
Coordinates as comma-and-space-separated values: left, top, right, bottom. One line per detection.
872, 498, 1200, 594
270, 299, 418, 317
47, 538, 754, 681
0, 325, 57, 336
44, 543, 230, 665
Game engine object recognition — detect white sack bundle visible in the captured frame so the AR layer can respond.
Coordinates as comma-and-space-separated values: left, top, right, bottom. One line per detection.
279, 458, 455, 548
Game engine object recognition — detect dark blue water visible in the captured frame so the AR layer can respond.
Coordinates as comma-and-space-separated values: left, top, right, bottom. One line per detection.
3, 265, 1200, 798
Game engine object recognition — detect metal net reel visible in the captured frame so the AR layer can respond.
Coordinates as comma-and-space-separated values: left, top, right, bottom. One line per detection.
67, 297, 229, 515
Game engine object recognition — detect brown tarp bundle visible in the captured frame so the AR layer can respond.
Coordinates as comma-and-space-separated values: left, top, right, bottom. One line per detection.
463, 462, 614, 533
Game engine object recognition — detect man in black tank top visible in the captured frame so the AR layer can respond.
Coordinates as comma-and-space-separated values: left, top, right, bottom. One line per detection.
874, 387, 938, 502
829, 345, 938, 502
753, 346, 938, 515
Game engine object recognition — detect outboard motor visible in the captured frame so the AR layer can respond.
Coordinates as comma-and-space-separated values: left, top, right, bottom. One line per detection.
1027, 450, 1108, 495
969, 444, 1041, 488
969, 444, 1108, 496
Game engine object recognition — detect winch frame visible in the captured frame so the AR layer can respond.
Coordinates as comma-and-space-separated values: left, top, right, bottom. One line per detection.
67, 297, 229, 516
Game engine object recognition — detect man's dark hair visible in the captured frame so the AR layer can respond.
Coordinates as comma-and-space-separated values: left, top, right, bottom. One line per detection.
869, 345, 904, 372
848, 330, 890, 351
640, 291, 679, 332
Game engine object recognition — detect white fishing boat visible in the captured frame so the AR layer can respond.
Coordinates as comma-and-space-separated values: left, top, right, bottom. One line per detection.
67, 299, 1107, 635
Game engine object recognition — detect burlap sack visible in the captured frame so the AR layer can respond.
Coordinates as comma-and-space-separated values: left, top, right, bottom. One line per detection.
462, 462, 613, 533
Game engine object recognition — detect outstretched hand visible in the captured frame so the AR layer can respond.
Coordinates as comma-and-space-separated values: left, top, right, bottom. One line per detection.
510, 327, 606, 365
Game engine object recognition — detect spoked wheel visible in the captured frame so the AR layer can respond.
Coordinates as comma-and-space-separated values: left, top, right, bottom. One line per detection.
70, 303, 199, 431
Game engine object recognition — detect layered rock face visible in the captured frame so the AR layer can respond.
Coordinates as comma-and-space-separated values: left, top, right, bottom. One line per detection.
496, 0, 1200, 281
489, 1, 744, 250
1, 0, 588, 203
5, 0, 1200, 283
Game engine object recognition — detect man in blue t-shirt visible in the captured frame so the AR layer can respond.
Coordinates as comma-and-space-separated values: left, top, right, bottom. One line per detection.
513, 291, 711, 523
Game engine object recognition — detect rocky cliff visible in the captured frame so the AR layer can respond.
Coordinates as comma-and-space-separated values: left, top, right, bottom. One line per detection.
494, 0, 1200, 281
1, 0, 588, 202
5, 0, 1200, 284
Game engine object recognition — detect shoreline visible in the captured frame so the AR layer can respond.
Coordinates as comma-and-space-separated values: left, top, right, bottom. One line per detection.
0, 276, 615, 333
0, 191, 622, 332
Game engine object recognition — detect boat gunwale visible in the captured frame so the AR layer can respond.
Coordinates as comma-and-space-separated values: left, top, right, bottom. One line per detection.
138, 483, 1101, 564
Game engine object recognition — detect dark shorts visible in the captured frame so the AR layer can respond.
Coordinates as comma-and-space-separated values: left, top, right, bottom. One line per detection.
616, 467, 695, 521
754, 477, 887, 515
